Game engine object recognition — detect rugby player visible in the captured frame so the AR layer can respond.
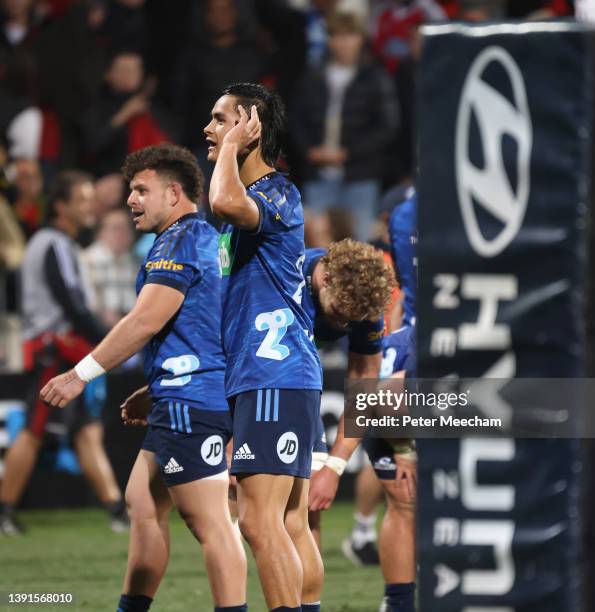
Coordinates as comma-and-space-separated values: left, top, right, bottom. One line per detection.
340, 185, 418, 566
40, 144, 247, 612
373, 324, 417, 612
206, 83, 323, 612
309, 190, 418, 611
300, 239, 394, 559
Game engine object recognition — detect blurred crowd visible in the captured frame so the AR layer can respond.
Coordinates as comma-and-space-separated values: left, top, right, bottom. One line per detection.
0, 0, 575, 359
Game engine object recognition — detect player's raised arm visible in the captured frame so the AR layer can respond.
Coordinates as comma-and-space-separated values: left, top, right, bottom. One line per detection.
207, 104, 261, 230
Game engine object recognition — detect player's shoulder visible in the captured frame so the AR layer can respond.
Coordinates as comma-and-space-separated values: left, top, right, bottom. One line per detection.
249, 172, 300, 208
150, 213, 205, 260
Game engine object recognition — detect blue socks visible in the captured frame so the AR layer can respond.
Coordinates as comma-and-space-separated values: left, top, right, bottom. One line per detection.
270, 607, 302, 612
302, 604, 321, 612
385, 583, 415, 612
117, 594, 153, 612
215, 606, 248, 611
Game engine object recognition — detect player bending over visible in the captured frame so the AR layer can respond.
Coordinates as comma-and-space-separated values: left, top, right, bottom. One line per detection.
300, 239, 395, 558
40, 144, 247, 612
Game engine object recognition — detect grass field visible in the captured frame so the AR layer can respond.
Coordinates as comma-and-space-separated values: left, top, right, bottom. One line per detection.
1, 502, 385, 611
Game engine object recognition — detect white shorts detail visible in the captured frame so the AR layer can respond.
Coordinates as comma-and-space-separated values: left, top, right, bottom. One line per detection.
201, 469, 229, 481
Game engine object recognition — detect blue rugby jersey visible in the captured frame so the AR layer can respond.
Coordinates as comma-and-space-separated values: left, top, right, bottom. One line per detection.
218, 172, 322, 397
389, 189, 417, 328
380, 325, 416, 378
303, 248, 384, 354
136, 213, 228, 416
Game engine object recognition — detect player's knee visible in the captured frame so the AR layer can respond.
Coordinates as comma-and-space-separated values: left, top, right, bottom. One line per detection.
125, 484, 157, 521
179, 513, 203, 542
176, 507, 215, 543
285, 508, 309, 539
238, 509, 277, 548
237, 512, 259, 546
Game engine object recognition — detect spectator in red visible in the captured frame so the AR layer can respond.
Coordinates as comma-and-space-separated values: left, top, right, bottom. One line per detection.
371, 0, 446, 75
82, 48, 175, 177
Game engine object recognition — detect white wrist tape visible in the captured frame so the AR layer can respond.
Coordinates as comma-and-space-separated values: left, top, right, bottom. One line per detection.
325, 456, 347, 476
74, 354, 106, 382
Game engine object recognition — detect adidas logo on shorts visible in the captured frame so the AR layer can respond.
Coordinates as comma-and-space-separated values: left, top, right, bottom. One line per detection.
164, 457, 184, 474
234, 443, 255, 460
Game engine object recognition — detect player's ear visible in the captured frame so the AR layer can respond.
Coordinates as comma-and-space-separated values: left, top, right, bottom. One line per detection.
169, 182, 182, 206
322, 271, 331, 288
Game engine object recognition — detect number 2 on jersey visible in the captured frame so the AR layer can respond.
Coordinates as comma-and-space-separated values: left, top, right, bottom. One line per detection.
255, 308, 295, 360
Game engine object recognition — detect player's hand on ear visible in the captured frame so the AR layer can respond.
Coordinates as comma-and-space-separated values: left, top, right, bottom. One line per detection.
222, 105, 261, 152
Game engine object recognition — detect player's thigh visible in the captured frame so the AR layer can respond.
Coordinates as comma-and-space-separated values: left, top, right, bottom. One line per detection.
169, 474, 231, 537
125, 450, 171, 519
236, 473, 295, 535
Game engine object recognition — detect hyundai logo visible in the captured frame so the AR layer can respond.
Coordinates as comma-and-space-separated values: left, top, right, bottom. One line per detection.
455, 46, 532, 258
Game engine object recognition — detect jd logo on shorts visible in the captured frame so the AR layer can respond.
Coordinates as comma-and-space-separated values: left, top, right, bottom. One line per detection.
277, 432, 298, 464
201, 435, 224, 466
